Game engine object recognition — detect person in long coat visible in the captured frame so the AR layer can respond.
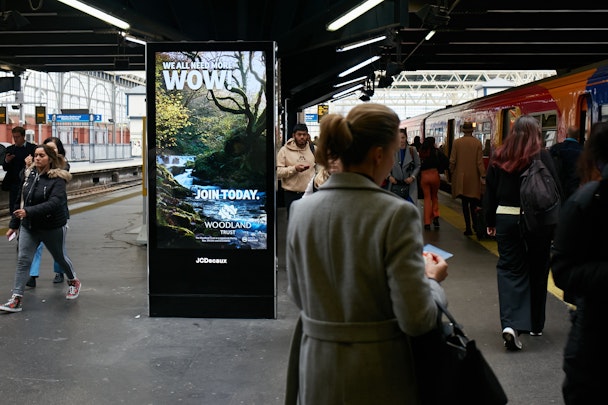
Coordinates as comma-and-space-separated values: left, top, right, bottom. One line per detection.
285, 103, 448, 405
388, 129, 421, 204
449, 122, 486, 235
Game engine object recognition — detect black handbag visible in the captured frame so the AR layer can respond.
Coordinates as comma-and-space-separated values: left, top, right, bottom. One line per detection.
391, 182, 410, 198
412, 302, 508, 405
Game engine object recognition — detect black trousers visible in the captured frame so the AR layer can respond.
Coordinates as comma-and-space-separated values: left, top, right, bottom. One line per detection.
283, 190, 304, 221
460, 196, 480, 231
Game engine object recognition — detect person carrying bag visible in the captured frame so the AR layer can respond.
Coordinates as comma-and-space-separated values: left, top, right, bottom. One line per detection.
388, 130, 421, 203
411, 300, 508, 405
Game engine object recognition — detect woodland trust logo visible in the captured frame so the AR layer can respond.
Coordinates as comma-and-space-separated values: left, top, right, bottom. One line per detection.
203, 204, 252, 229
218, 204, 237, 220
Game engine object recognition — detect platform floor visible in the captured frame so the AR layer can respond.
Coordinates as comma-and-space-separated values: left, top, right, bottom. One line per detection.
0, 189, 571, 404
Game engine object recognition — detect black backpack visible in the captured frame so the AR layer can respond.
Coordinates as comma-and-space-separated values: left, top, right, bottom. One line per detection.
520, 157, 561, 233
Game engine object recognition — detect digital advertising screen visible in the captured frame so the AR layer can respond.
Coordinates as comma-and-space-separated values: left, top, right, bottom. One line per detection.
146, 41, 276, 318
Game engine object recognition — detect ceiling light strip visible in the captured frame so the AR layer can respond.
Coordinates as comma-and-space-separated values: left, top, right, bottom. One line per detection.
57, 0, 130, 30
332, 84, 364, 98
121, 32, 146, 45
333, 75, 367, 88
338, 55, 381, 77
327, 0, 384, 32
337, 35, 387, 52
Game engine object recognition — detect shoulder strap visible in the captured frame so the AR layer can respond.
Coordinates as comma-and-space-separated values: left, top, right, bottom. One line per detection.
409, 146, 415, 160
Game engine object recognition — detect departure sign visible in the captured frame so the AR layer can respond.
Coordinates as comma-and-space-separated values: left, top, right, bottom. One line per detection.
317, 104, 329, 122
48, 114, 102, 122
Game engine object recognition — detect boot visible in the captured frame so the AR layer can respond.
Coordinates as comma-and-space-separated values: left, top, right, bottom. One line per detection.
26, 276, 37, 288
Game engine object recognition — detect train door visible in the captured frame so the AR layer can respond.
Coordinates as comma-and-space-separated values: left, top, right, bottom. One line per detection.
499, 108, 519, 144
445, 118, 455, 158
577, 93, 591, 145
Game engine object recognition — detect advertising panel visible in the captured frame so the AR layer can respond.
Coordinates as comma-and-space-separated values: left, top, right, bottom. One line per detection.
146, 41, 276, 318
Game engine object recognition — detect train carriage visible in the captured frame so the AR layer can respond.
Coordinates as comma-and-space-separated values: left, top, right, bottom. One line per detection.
401, 59, 608, 163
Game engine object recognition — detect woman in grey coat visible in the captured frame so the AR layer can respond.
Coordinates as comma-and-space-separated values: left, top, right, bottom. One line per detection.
285, 103, 448, 405
388, 129, 421, 204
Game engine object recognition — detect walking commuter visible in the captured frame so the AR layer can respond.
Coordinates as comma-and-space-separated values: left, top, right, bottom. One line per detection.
412, 135, 422, 151
483, 115, 562, 350
551, 122, 608, 404
549, 126, 583, 202
284, 103, 448, 405
388, 129, 420, 204
2, 126, 37, 215
418, 136, 448, 230
449, 122, 486, 235
1, 144, 81, 313
276, 123, 315, 220
483, 139, 493, 171
302, 158, 342, 197
25, 137, 71, 287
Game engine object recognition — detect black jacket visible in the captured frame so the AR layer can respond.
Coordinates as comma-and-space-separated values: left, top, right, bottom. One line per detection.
1, 141, 37, 189
483, 149, 560, 228
551, 167, 608, 381
9, 167, 72, 230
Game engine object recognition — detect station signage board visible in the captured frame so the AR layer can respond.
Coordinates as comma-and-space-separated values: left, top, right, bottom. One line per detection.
48, 114, 102, 122
146, 41, 276, 318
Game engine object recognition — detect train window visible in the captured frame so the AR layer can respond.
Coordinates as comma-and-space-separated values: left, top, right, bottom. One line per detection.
530, 111, 557, 147
544, 131, 557, 148
541, 113, 557, 128
601, 104, 608, 121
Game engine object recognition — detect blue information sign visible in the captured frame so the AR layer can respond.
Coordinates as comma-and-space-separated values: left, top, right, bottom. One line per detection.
48, 114, 102, 122
305, 113, 317, 122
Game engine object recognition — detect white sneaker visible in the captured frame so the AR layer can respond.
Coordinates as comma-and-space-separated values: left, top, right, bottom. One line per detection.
502, 327, 522, 351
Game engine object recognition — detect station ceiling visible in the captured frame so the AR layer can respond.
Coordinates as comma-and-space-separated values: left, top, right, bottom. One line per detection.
1, 1, 607, 110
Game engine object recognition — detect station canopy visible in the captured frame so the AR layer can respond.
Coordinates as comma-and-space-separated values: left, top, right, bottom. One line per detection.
1, 1, 607, 109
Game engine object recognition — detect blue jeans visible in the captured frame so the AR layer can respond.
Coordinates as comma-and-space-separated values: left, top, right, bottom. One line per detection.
29, 242, 63, 277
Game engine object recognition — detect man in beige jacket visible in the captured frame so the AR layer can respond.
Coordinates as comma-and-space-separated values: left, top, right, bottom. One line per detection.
449, 121, 486, 235
277, 123, 315, 220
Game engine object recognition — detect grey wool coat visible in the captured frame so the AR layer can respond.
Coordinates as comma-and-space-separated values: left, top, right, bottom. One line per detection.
285, 172, 446, 405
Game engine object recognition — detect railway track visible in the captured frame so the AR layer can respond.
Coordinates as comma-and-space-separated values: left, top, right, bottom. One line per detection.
0, 179, 143, 221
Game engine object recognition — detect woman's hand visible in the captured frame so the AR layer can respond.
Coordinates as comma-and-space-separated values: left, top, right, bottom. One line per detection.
6, 228, 17, 240
487, 227, 496, 237
423, 251, 448, 283
12, 209, 26, 219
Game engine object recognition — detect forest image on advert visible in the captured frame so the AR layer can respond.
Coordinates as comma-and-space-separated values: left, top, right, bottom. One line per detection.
155, 50, 269, 250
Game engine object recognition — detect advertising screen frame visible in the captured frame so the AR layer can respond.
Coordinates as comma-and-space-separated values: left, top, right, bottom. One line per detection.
146, 41, 276, 318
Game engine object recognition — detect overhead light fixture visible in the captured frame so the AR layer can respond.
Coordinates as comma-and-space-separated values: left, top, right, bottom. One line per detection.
336, 35, 387, 52
338, 55, 381, 78
57, 0, 130, 30
333, 84, 364, 99
331, 91, 358, 102
333, 75, 367, 88
121, 32, 146, 45
327, 0, 384, 32
425, 30, 436, 41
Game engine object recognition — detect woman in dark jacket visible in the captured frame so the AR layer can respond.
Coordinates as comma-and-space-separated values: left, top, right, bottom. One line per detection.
25, 137, 71, 287
0, 144, 81, 313
551, 122, 608, 404
483, 115, 561, 350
